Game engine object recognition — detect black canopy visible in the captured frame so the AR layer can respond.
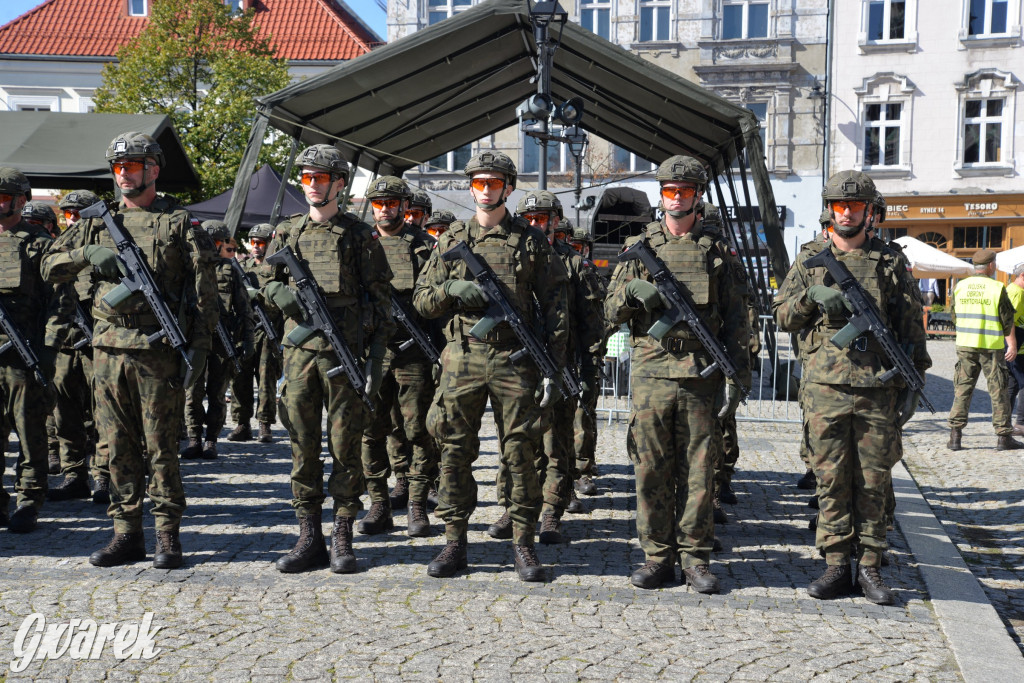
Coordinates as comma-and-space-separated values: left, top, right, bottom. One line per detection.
0, 112, 200, 192
187, 164, 305, 230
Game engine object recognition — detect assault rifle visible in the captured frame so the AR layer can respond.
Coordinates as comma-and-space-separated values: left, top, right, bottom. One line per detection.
803, 246, 935, 412
215, 318, 241, 373
441, 240, 585, 404
0, 298, 49, 388
618, 239, 749, 395
230, 258, 279, 346
265, 245, 373, 410
79, 201, 194, 378
72, 302, 93, 350
391, 294, 440, 366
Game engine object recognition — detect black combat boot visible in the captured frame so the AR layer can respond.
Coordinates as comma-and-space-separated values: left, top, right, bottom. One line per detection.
856, 565, 895, 605
947, 427, 962, 451
276, 516, 328, 573
630, 560, 674, 589
512, 544, 547, 582
0, 508, 8, 527
181, 438, 202, 460
565, 488, 585, 513
718, 480, 738, 505
682, 564, 720, 594
807, 495, 820, 510
427, 536, 467, 578
796, 469, 816, 490
407, 500, 432, 538
92, 475, 111, 505
226, 423, 252, 442
89, 531, 146, 567
357, 500, 393, 535
426, 486, 439, 509
8, 505, 38, 533
807, 563, 853, 600
47, 475, 91, 501
712, 496, 728, 524
389, 476, 409, 510
258, 422, 274, 444
201, 440, 218, 460
330, 516, 357, 574
996, 435, 1024, 450
574, 475, 597, 496
153, 529, 183, 569
487, 510, 513, 539
538, 510, 565, 545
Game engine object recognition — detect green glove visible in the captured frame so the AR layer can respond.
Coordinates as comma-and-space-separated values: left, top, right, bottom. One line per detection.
444, 280, 488, 308
364, 356, 384, 399
246, 286, 260, 301
714, 381, 742, 419
81, 245, 122, 279
896, 389, 918, 428
625, 279, 666, 311
806, 285, 852, 318
264, 281, 304, 320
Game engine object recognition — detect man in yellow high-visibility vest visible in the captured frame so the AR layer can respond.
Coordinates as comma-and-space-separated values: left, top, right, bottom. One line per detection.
1004, 264, 1024, 434
948, 249, 1023, 450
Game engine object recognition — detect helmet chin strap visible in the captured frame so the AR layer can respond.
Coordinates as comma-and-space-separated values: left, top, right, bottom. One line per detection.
118, 164, 153, 198
666, 207, 695, 219
377, 215, 404, 231
474, 180, 508, 211
833, 209, 870, 238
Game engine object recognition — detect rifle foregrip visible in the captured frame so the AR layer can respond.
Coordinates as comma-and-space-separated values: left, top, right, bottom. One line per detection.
831, 323, 862, 349
647, 317, 673, 341
286, 324, 316, 346
469, 316, 498, 338
102, 282, 134, 309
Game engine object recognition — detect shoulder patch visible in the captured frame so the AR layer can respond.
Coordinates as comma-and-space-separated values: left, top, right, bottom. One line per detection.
371, 230, 380, 240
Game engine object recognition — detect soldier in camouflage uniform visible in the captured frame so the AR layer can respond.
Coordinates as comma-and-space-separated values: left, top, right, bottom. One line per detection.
228, 222, 282, 444
182, 221, 254, 460
773, 170, 930, 604
0, 169, 53, 533
487, 191, 603, 545
424, 209, 455, 240
413, 151, 569, 581
605, 155, 749, 593
405, 189, 431, 229
43, 133, 220, 567
260, 144, 394, 574
359, 176, 438, 538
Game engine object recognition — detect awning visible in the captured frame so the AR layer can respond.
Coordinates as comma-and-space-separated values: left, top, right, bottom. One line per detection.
996, 245, 1024, 275
0, 112, 201, 193
894, 236, 974, 278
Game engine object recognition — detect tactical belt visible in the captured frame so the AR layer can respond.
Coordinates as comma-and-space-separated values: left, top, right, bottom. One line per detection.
659, 337, 703, 354
95, 312, 160, 329
457, 320, 518, 346
812, 329, 884, 355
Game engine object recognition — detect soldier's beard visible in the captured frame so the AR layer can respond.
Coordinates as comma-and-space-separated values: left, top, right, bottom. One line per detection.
834, 220, 865, 238
376, 216, 403, 231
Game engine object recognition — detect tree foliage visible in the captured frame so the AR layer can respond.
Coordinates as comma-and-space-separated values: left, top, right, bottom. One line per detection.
95, 0, 291, 202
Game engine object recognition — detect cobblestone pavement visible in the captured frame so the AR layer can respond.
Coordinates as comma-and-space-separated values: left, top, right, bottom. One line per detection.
901, 338, 1024, 655
0, 339, 1001, 679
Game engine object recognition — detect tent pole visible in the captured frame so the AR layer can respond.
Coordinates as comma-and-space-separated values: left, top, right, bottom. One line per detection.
340, 149, 362, 211
269, 137, 300, 227
360, 160, 381, 223
225, 109, 270, 238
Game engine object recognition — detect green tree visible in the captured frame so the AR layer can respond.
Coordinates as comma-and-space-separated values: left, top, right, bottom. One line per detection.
95, 0, 291, 202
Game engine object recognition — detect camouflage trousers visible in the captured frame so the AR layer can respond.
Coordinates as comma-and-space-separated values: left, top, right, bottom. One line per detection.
93, 347, 186, 533
627, 375, 718, 568
806, 383, 899, 567
495, 393, 575, 516
51, 346, 95, 480
280, 345, 368, 519
0, 361, 50, 512
712, 414, 739, 491
185, 351, 235, 440
361, 349, 437, 503
429, 340, 543, 546
573, 387, 599, 476
230, 336, 282, 425
948, 346, 1012, 435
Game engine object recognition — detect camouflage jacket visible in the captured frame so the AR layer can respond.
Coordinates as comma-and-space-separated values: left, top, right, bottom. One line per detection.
553, 238, 607, 370
0, 219, 53, 353
214, 257, 254, 357
261, 211, 395, 356
41, 197, 219, 352
604, 219, 750, 383
237, 254, 283, 343
773, 235, 931, 387
376, 223, 436, 359
412, 210, 569, 367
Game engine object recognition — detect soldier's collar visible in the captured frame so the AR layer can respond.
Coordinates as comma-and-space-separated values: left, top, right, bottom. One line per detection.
471, 211, 513, 239
659, 218, 702, 241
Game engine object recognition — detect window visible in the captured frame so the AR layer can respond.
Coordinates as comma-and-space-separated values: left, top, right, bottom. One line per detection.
428, 0, 472, 25
864, 103, 902, 167
732, 102, 767, 169
968, 0, 1008, 35
722, 1, 769, 40
918, 232, 947, 250
424, 143, 472, 172
963, 98, 1004, 164
610, 146, 655, 173
128, 0, 147, 16
580, 0, 611, 40
225, 0, 245, 15
639, 0, 670, 42
953, 225, 1003, 250
522, 133, 570, 174
867, 1, 905, 40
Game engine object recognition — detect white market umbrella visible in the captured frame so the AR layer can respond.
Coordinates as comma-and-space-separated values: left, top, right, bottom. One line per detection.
995, 245, 1024, 274
893, 236, 974, 278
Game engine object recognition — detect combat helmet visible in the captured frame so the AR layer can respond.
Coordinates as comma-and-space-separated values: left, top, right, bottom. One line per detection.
298, 144, 349, 177
463, 151, 517, 187
366, 175, 411, 200
517, 190, 563, 219
655, 155, 707, 188
409, 189, 432, 213
571, 225, 592, 245
60, 190, 100, 211
425, 210, 456, 237
701, 203, 724, 231
872, 191, 887, 225
106, 132, 165, 167
0, 167, 31, 201
249, 223, 274, 241
818, 209, 832, 228
201, 219, 231, 243
821, 170, 876, 203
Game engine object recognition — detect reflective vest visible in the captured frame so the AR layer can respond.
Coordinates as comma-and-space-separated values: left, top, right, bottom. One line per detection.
953, 276, 1005, 349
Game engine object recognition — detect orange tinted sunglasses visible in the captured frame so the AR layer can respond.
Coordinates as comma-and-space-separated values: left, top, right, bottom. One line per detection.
111, 160, 147, 174
522, 212, 550, 226
63, 209, 81, 221
300, 171, 332, 186
831, 200, 867, 213
470, 178, 504, 191
371, 198, 401, 210
405, 209, 425, 222
660, 186, 698, 200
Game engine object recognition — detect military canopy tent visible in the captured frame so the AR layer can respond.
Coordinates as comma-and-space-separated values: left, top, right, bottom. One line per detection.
187, 164, 306, 230
0, 112, 200, 193
226, 0, 787, 306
